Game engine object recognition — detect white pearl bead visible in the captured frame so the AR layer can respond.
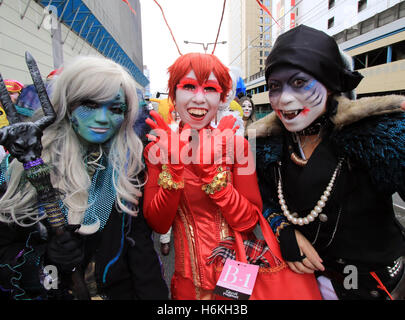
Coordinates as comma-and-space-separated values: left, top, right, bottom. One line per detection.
279, 159, 343, 226
317, 200, 325, 208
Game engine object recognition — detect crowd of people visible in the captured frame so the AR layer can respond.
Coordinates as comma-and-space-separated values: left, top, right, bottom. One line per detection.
0, 25, 404, 300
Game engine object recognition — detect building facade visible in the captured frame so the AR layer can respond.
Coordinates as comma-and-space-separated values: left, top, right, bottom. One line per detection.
228, 0, 273, 80
230, 0, 405, 117
0, 0, 147, 95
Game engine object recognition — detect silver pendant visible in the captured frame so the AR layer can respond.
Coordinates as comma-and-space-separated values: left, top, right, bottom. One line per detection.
319, 214, 328, 222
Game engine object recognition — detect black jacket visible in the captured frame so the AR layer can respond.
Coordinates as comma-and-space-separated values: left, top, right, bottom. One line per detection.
0, 200, 168, 300
250, 95, 405, 299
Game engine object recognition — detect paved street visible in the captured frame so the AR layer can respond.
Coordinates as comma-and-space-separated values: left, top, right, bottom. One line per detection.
153, 231, 175, 295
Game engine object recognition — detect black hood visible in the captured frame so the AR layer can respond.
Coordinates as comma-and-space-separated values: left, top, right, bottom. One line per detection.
265, 25, 363, 93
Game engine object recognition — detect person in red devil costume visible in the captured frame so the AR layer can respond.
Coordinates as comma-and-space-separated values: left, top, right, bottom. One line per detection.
143, 53, 263, 299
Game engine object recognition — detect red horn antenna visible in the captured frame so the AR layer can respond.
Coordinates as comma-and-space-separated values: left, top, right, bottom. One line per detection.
211, 0, 227, 55
153, 0, 183, 56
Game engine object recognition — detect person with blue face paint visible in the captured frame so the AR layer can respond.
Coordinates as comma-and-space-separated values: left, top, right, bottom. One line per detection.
0, 56, 168, 300
70, 88, 127, 145
249, 25, 405, 300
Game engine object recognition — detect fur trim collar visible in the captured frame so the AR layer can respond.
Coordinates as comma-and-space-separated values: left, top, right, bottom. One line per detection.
247, 95, 405, 138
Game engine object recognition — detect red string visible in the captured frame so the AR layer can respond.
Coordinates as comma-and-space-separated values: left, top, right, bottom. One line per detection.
122, 0, 136, 15
152, 0, 182, 56
211, 0, 227, 55
255, 0, 280, 27
370, 272, 394, 300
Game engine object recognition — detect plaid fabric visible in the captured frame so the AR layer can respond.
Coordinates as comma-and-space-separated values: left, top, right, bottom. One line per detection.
207, 237, 281, 268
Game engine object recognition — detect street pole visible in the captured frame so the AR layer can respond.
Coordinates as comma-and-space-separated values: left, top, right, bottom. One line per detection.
183, 41, 227, 54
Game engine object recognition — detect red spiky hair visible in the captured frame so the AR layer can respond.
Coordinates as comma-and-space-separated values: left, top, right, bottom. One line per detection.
167, 53, 231, 103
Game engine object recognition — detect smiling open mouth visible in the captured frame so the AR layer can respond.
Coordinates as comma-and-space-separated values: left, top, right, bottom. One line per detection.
280, 109, 303, 120
188, 108, 208, 118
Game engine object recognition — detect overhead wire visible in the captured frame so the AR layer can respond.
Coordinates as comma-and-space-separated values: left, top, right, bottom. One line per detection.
229, 0, 353, 66
229, 0, 304, 65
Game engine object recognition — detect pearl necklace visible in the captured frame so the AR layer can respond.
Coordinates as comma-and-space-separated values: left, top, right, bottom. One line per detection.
277, 158, 343, 226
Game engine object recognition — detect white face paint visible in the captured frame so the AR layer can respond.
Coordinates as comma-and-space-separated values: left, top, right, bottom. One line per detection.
175, 70, 222, 130
267, 66, 328, 132
241, 100, 253, 119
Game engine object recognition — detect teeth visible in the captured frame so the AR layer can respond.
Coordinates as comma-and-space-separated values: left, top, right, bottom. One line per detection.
283, 110, 300, 116
188, 108, 208, 116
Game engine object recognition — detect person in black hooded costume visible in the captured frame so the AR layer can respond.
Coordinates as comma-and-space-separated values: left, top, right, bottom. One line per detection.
249, 25, 405, 300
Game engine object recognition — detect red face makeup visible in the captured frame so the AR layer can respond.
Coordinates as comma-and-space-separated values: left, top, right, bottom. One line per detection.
176, 78, 223, 95
175, 70, 222, 130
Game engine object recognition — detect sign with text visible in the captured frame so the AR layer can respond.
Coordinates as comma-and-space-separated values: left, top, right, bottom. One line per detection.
214, 259, 259, 300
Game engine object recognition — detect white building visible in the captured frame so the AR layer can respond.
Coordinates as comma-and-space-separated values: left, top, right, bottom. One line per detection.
0, 0, 148, 95
236, 0, 405, 115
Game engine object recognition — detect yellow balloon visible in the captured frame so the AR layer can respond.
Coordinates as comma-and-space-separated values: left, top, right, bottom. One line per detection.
0, 104, 9, 128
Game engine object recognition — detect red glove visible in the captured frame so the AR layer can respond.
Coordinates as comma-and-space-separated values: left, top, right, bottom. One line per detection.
206, 136, 262, 232
193, 115, 239, 183
145, 110, 191, 179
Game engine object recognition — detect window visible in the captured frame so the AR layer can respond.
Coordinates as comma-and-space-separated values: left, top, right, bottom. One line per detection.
367, 47, 387, 67
264, 0, 270, 6
328, 17, 334, 29
328, 0, 335, 9
259, 26, 263, 33
392, 41, 405, 62
260, 17, 263, 24
264, 51, 270, 57
265, 17, 270, 24
353, 46, 388, 69
264, 34, 270, 40
358, 0, 367, 12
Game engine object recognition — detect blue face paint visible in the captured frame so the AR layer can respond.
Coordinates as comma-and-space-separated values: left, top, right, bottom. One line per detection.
71, 88, 127, 144
304, 80, 317, 91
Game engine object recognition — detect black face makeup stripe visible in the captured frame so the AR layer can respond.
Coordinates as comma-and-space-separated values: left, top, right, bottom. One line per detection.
306, 88, 317, 101
308, 89, 320, 105
312, 94, 324, 107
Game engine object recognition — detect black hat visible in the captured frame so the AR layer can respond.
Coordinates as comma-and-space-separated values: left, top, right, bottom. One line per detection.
265, 25, 363, 93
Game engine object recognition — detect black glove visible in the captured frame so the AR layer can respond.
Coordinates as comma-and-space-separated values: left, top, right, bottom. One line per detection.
278, 226, 304, 262
46, 225, 84, 273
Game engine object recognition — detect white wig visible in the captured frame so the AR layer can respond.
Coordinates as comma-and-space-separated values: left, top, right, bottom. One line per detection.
0, 56, 144, 234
